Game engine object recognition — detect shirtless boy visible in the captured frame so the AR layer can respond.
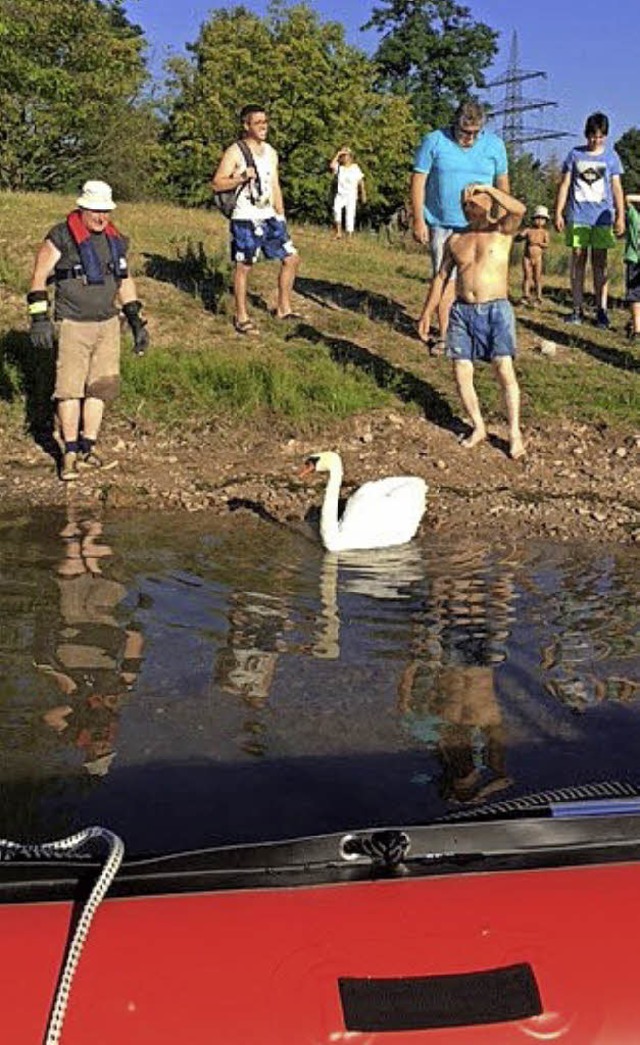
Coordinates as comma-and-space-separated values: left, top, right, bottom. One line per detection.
418, 182, 526, 459
517, 205, 550, 304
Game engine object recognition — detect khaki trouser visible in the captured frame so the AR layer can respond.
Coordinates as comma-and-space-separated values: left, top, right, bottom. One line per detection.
54, 316, 121, 402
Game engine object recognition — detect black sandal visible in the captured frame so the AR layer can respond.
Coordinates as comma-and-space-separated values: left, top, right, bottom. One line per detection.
233, 317, 260, 336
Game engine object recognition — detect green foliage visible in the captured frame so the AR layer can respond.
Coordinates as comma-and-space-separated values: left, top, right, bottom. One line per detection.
616, 127, 640, 194
507, 148, 557, 215
362, 0, 499, 129
0, 0, 159, 198
160, 2, 417, 223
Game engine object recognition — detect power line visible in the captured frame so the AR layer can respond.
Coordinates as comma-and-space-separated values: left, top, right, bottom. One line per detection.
483, 31, 570, 156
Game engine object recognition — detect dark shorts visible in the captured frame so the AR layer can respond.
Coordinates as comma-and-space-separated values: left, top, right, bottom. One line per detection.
230, 217, 297, 265
446, 299, 516, 363
626, 261, 640, 303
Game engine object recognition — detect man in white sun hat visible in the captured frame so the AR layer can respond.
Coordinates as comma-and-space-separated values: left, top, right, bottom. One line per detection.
27, 179, 149, 481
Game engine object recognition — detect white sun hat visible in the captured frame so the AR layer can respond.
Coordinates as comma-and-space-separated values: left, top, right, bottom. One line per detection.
533, 205, 550, 219
76, 180, 116, 211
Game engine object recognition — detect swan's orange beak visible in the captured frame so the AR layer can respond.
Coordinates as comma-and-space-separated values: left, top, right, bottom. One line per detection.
299, 460, 315, 479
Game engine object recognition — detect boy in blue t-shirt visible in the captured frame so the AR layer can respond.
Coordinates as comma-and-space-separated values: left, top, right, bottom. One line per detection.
554, 111, 625, 328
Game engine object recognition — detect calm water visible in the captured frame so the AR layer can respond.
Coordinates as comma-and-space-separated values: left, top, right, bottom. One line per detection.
0, 507, 638, 857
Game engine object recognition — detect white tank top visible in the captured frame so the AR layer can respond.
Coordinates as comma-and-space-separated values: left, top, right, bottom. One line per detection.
232, 142, 277, 221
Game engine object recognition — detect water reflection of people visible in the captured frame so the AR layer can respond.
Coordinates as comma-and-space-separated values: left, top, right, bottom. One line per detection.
213, 589, 290, 756
534, 549, 640, 713
397, 551, 516, 804
38, 511, 143, 776
399, 663, 511, 803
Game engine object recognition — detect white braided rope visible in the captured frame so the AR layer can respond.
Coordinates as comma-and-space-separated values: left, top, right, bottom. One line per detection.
0, 826, 124, 1045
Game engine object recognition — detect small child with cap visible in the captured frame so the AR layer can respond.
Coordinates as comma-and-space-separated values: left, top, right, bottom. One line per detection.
517, 205, 550, 305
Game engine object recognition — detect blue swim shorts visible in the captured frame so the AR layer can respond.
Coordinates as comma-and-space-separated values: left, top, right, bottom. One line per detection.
230, 217, 297, 265
446, 299, 517, 363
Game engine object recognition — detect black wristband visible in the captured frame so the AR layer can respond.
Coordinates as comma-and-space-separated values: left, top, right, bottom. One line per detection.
122, 300, 147, 336
27, 289, 50, 319
27, 290, 48, 304
122, 299, 142, 317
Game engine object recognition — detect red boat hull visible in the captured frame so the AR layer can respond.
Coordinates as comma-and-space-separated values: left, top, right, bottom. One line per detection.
3, 859, 640, 1043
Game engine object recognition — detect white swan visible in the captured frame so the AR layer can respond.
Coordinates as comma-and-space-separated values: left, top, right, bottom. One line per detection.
301, 451, 427, 552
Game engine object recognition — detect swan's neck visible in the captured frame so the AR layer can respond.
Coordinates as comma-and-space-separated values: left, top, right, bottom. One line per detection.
319, 460, 343, 551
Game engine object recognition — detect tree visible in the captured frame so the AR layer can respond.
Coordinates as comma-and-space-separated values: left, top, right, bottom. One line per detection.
161, 3, 417, 223
507, 149, 557, 215
362, 0, 499, 130
616, 128, 640, 194
0, 0, 159, 198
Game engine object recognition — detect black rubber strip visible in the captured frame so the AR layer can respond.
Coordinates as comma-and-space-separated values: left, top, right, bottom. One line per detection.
339, 962, 542, 1031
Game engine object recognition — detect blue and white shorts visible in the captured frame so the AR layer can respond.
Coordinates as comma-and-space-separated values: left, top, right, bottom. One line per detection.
446, 299, 517, 363
230, 217, 297, 265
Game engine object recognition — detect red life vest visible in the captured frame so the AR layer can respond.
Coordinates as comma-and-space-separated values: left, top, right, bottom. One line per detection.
65, 210, 128, 284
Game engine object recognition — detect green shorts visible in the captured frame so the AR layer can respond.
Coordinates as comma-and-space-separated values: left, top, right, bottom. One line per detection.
565, 224, 617, 250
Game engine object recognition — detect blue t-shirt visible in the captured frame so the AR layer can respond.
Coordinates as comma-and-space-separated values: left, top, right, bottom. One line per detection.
413, 127, 508, 228
561, 145, 623, 228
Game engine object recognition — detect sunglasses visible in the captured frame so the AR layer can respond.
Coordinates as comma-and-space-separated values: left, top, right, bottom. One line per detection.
456, 125, 481, 139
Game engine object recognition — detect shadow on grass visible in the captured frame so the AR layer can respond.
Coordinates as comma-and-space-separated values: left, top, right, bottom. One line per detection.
295, 276, 419, 338
517, 313, 640, 372
0, 328, 59, 458
290, 321, 459, 433
524, 283, 627, 313
143, 239, 230, 313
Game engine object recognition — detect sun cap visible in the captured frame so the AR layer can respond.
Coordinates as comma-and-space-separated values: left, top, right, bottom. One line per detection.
533, 205, 550, 219
76, 180, 116, 211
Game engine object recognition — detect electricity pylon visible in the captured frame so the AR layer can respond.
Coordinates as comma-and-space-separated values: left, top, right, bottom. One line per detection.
483, 31, 570, 155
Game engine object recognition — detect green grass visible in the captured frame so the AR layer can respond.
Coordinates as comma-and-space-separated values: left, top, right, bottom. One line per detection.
119, 345, 389, 423
0, 189, 638, 435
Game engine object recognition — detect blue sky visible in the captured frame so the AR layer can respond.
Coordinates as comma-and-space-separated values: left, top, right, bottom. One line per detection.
127, 0, 636, 160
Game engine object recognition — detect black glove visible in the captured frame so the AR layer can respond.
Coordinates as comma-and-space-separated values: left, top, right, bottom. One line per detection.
29, 316, 55, 351
27, 290, 55, 350
122, 300, 149, 356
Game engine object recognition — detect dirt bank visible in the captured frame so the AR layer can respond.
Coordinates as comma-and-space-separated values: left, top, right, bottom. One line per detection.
2, 408, 638, 546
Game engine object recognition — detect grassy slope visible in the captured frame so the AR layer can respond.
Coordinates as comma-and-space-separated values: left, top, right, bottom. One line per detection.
0, 190, 638, 435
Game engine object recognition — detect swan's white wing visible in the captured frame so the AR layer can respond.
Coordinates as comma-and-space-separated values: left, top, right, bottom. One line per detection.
337, 476, 427, 550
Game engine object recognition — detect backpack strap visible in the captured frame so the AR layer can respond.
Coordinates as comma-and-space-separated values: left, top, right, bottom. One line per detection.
236, 139, 263, 199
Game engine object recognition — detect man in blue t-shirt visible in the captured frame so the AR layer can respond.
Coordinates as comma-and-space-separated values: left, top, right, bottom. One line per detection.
411, 100, 509, 353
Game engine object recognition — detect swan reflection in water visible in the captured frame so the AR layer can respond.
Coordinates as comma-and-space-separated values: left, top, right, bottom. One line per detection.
313, 544, 426, 660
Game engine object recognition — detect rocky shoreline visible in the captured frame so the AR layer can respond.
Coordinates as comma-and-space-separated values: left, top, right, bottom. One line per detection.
2, 409, 638, 547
